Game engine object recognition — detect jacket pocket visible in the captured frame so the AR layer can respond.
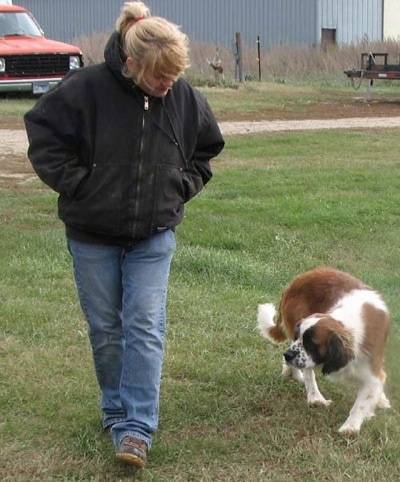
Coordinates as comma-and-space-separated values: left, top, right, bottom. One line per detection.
151, 163, 185, 231
58, 164, 121, 234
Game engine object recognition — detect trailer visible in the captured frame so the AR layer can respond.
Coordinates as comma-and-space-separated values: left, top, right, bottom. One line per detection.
344, 52, 400, 99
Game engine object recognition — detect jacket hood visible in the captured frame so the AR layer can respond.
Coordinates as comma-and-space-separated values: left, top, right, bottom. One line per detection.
104, 31, 133, 92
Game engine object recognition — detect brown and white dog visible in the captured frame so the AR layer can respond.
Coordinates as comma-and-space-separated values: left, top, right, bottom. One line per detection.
257, 267, 391, 434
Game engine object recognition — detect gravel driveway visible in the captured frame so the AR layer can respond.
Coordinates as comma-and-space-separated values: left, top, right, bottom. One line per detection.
1, 116, 400, 181
2, 115, 400, 158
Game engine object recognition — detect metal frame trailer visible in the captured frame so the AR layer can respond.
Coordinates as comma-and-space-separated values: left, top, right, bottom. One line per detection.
344, 52, 400, 99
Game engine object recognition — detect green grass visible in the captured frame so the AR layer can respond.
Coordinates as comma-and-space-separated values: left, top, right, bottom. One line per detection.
0, 94, 37, 118
1, 93, 400, 480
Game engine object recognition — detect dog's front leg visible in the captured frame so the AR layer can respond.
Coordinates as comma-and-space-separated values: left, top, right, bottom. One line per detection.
339, 377, 384, 434
281, 357, 304, 383
303, 369, 332, 407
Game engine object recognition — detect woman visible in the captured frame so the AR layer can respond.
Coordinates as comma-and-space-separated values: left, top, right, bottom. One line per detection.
24, 1, 224, 469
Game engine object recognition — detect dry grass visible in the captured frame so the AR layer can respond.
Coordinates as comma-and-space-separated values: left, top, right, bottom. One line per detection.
73, 33, 400, 84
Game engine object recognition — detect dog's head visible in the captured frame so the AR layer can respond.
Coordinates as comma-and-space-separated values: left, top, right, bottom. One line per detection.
283, 314, 355, 375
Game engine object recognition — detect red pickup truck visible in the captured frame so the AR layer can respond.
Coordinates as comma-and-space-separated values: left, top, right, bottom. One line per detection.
0, 4, 83, 94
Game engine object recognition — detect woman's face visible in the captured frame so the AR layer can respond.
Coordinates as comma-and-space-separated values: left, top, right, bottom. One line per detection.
138, 70, 177, 97
126, 57, 178, 97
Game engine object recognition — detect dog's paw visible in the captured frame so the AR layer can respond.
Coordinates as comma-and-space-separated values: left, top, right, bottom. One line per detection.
308, 398, 332, 408
377, 394, 391, 410
338, 424, 360, 435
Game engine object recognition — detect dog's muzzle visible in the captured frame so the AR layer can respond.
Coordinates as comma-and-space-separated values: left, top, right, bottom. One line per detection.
284, 340, 309, 369
284, 348, 300, 364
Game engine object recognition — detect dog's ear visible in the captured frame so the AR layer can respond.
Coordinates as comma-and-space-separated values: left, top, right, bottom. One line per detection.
302, 327, 325, 364
322, 330, 355, 375
294, 322, 302, 340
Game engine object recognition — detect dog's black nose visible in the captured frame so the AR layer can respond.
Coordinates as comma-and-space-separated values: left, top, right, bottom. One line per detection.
284, 349, 297, 362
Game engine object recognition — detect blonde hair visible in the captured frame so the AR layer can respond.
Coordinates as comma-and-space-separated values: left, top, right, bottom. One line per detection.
115, 2, 190, 82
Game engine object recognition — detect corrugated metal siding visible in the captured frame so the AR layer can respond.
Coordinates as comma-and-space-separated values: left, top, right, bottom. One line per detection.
149, 0, 318, 47
384, 0, 400, 39
18, 0, 384, 48
21, 0, 120, 41
320, 0, 383, 44
20, 0, 318, 47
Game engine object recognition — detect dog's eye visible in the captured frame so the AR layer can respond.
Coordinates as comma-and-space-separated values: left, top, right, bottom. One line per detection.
303, 328, 319, 351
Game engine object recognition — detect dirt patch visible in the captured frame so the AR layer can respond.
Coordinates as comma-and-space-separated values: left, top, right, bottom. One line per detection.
216, 95, 400, 122
0, 128, 36, 184
0, 117, 25, 130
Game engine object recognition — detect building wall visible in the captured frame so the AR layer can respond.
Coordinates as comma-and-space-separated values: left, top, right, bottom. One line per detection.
383, 0, 400, 39
18, 0, 390, 48
320, 0, 383, 44
148, 0, 318, 48
19, 0, 318, 48
20, 0, 121, 42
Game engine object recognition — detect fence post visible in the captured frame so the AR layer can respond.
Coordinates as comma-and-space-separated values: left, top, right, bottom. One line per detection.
235, 32, 243, 82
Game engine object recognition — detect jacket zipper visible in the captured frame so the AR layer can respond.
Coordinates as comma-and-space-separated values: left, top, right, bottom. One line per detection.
132, 95, 149, 234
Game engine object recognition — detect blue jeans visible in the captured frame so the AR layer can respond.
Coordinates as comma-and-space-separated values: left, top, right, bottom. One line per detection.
67, 230, 176, 449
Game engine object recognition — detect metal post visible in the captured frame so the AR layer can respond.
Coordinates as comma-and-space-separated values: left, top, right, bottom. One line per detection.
365, 79, 373, 101
257, 35, 261, 81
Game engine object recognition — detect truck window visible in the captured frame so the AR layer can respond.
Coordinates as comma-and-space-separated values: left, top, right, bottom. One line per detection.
0, 11, 42, 37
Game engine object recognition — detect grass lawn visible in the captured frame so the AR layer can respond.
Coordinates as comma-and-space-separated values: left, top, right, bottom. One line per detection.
1, 85, 400, 481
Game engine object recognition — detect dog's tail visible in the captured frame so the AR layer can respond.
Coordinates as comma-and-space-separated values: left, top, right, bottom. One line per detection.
257, 303, 288, 343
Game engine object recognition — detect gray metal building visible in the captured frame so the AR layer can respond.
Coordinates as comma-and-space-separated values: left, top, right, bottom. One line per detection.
19, 0, 385, 48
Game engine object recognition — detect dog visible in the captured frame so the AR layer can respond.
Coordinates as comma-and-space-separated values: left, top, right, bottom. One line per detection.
257, 267, 391, 434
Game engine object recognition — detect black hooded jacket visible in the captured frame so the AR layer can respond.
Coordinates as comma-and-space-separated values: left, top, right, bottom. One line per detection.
24, 32, 225, 247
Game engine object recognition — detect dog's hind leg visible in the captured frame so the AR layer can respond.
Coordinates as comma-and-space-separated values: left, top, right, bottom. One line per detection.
339, 376, 384, 434
377, 391, 391, 410
376, 371, 391, 410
